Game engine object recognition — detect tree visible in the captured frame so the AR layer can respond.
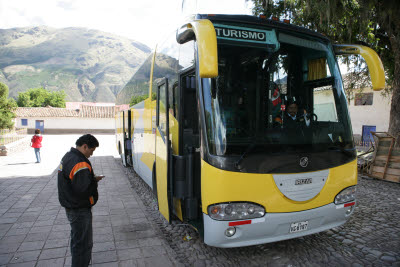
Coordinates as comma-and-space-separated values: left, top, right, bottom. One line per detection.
44, 90, 67, 107
130, 95, 148, 106
0, 82, 17, 129
17, 88, 66, 108
251, 0, 400, 138
129, 92, 156, 106
16, 93, 32, 107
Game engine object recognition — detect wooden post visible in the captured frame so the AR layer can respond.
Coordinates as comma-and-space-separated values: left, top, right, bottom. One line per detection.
383, 138, 394, 179
369, 132, 379, 175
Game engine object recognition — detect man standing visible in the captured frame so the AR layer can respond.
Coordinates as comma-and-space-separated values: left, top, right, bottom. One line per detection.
58, 134, 103, 267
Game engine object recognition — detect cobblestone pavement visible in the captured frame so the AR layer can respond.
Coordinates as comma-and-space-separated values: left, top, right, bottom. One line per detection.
2, 135, 399, 267
0, 135, 177, 267
125, 165, 400, 267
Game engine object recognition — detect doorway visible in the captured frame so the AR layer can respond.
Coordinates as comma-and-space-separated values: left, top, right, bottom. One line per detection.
35, 120, 44, 133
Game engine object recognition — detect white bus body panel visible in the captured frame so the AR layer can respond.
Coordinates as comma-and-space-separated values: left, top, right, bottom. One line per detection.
203, 203, 354, 248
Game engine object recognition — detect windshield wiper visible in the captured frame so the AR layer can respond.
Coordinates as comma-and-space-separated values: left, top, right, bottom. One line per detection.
328, 145, 356, 157
234, 142, 257, 170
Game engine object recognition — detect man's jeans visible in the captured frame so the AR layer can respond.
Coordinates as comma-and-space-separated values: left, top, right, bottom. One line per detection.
34, 148, 41, 163
66, 208, 93, 267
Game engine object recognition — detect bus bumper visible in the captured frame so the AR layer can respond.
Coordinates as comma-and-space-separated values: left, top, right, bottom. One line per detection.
203, 202, 355, 248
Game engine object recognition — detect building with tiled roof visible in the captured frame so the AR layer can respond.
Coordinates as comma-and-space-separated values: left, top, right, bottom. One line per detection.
66, 102, 129, 110
14, 104, 121, 134
79, 105, 119, 118
16, 107, 80, 118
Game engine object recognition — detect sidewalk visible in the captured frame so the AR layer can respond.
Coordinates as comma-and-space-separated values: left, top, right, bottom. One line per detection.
0, 135, 175, 267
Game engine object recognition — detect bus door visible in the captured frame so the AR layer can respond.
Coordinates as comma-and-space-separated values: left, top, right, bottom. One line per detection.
176, 69, 200, 220
121, 110, 132, 167
121, 111, 128, 166
155, 78, 172, 222
125, 109, 132, 166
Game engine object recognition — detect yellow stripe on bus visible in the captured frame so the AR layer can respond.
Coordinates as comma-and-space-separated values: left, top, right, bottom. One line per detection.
201, 159, 357, 213
140, 152, 155, 171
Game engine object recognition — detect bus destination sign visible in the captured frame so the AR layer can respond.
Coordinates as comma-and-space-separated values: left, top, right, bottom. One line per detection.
214, 24, 278, 47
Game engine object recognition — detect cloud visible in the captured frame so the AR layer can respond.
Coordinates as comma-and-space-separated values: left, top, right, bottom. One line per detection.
29, 16, 47, 27
56, 0, 77, 11
0, 0, 253, 47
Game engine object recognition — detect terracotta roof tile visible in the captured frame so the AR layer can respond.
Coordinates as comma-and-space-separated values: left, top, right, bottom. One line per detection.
16, 107, 79, 117
79, 105, 119, 118
16, 106, 120, 118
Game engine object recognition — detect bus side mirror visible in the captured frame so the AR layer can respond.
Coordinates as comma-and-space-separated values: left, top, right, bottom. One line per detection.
333, 44, 385, 91
177, 20, 218, 78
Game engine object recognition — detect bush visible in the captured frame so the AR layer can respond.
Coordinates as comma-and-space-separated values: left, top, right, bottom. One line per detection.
0, 82, 17, 129
17, 88, 66, 107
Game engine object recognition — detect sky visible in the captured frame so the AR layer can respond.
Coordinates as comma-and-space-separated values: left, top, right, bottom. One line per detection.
0, 0, 253, 48
0, 0, 350, 73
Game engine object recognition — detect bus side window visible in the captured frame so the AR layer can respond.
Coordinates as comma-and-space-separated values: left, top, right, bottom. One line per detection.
180, 71, 199, 153
158, 83, 168, 137
169, 81, 178, 118
183, 75, 197, 132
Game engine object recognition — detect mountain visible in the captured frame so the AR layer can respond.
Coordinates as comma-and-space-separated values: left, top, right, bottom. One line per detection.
0, 26, 151, 102
116, 53, 179, 104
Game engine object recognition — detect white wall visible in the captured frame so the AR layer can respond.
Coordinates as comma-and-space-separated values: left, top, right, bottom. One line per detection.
16, 117, 115, 131
347, 88, 391, 135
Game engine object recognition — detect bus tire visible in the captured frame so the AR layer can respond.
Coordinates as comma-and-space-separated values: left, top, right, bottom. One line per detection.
118, 142, 127, 167
126, 153, 132, 166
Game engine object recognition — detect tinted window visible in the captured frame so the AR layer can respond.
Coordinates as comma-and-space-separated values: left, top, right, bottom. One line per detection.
202, 30, 355, 173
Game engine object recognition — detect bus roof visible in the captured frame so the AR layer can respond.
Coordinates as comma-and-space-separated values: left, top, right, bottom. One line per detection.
195, 14, 330, 43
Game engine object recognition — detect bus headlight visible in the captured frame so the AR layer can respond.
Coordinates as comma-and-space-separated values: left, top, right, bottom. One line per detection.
334, 186, 356, 205
208, 202, 265, 221
225, 227, 236, 237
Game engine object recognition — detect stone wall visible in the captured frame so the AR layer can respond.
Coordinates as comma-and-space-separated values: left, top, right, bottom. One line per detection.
0, 136, 31, 156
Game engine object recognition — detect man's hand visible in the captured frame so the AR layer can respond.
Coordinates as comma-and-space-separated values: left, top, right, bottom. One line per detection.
95, 175, 105, 182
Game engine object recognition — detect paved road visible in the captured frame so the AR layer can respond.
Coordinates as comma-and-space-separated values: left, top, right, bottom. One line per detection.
0, 134, 119, 178
0, 135, 177, 267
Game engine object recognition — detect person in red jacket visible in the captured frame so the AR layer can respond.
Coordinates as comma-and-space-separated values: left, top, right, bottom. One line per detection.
31, 129, 43, 163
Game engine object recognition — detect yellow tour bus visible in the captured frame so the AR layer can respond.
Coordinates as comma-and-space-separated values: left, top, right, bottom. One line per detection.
115, 14, 385, 247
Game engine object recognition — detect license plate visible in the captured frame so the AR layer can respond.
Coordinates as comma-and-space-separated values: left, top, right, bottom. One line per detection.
295, 178, 312, 185
290, 221, 308, 233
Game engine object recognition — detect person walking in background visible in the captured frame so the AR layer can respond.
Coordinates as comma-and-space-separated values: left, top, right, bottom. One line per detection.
31, 129, 43, 163
58, 134, 104, 267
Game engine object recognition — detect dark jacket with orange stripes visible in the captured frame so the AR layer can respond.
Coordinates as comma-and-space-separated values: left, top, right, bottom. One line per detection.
58, 147, 98, 209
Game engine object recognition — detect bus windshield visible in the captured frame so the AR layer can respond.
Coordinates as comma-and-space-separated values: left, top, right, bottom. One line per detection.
202, 30, 356, 173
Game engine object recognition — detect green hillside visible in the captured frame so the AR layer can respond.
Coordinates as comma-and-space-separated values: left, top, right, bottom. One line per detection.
116, 53, 179, 104
0, 26, 151, 102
